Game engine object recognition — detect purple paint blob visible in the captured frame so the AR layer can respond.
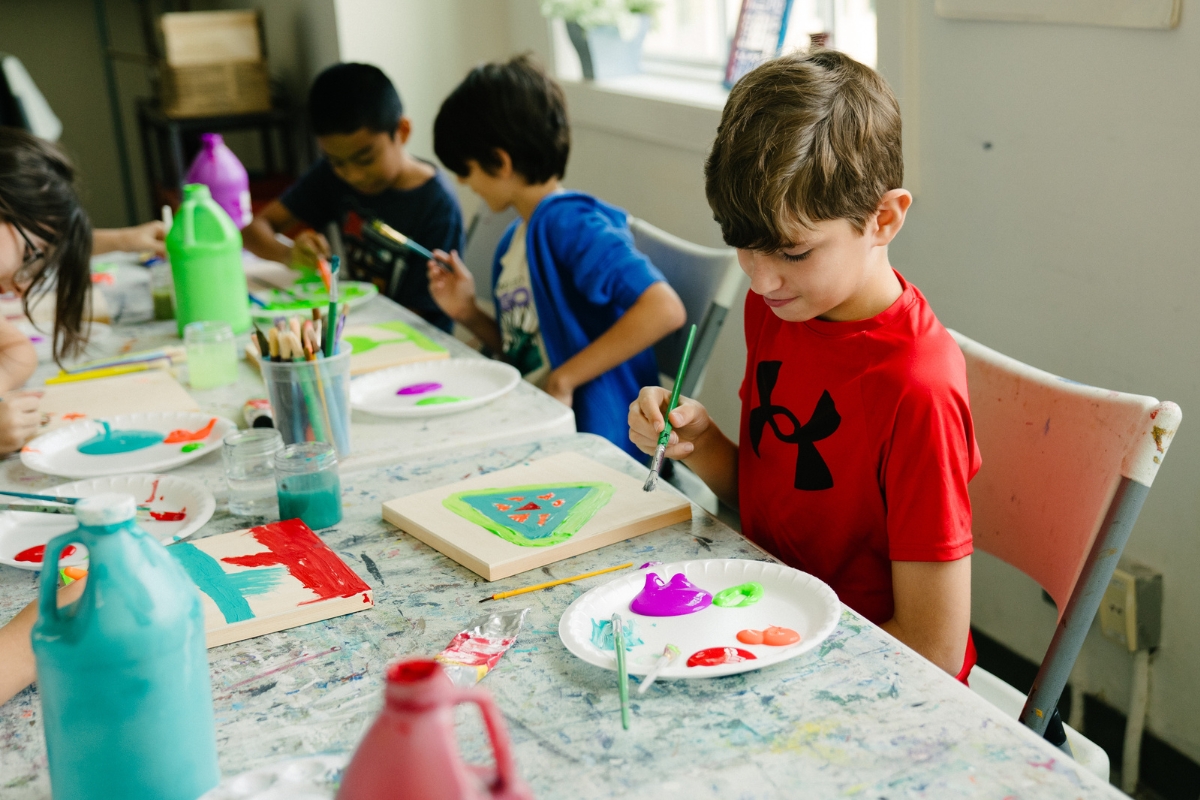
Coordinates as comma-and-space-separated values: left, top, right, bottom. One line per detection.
396, 382, 443, 396
629, 572, 713, 617
639, 561, 662, 569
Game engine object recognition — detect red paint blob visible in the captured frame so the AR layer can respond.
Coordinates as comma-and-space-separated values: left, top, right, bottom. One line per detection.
149, 508, 186, 522
515, 502, 540, 511
686, 647, 757, 668
737, 627, 801, 646
220, 519, 371, 605
163, 417, 217, 444
15, 544, 77, 564
388, 659, 440, 684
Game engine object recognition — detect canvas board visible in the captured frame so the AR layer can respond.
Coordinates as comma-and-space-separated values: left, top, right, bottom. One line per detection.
37, 370, 200, 432
168, 519, 373, 648
381, 452, 693, 581
246, 319, 448, 376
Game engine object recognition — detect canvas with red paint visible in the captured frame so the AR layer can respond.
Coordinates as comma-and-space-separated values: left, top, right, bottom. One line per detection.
168, 519, 373, 648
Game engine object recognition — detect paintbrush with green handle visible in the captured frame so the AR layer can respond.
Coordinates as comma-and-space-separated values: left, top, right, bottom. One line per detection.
644, 323, 697, 492
612, 612, 630, 730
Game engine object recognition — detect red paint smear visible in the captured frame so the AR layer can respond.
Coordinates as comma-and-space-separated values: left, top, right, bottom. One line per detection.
15, 544, 77, 564
508, 513, 529, 524
686, 647, 757, 668
164, 417, 217, 444
515, 501, 540, 511
220, 519, 371, 605
63, 413, 87, 421
142, 478, 161, 504
150, 508, 186, 522
536, 513, 550, 527
438, 633, 515, 668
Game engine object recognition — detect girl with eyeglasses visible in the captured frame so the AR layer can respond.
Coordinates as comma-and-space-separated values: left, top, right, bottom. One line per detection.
0, 126, 93, 454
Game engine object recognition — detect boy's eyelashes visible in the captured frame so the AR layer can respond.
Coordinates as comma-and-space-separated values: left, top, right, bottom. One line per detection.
779, 249, 812, 262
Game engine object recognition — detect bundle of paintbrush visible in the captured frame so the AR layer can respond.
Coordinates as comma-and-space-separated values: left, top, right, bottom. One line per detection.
255, 308, 352, 457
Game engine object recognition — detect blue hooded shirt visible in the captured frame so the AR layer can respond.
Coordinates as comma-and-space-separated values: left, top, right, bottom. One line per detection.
492, 192, 664, 460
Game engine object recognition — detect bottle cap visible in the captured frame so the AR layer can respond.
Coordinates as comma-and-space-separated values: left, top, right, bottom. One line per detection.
182, 183, 212, 201
75, 493, 137, 526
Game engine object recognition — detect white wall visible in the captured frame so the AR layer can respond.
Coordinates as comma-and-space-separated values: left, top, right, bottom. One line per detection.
877, 0, 1200, 763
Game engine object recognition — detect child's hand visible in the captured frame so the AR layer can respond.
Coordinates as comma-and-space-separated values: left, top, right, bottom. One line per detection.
426, 249, 477, 322
628, 387, 711, 459
0, 391, 42, 454
544, 369, 575, 407
290, 230, 331, 267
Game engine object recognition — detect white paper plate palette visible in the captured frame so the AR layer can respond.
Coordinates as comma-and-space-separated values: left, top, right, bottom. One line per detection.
559, 559, 841, 679
350, 359, 521, 418
21, 412, 235, 479
0, 473, 215, 570
200, 755, 346, 800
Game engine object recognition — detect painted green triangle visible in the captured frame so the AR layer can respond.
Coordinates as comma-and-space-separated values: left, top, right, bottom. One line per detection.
443, 482, 614, 547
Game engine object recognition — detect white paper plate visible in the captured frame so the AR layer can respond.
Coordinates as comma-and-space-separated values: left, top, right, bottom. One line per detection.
559, 559, 841, 679
0, 474, 216, 570
200, 755, 346, 800
21, 412, 235, 479
349, 359, 521, 418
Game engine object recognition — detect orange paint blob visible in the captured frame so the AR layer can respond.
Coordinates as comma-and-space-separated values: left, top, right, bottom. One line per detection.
163, 417, 217, 444
736, 627, 801, 646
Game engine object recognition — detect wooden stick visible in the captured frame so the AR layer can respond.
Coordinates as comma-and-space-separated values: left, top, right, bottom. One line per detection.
479, 562, 634, 602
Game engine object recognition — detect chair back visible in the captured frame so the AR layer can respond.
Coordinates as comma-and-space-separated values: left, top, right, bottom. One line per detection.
950, 330, 1180, 617
630, 218, 742, 394
462, 206, 520, 299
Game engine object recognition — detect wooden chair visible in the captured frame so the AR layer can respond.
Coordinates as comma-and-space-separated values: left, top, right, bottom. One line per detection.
950, 329, 1182, 778
629, 218, 743, 396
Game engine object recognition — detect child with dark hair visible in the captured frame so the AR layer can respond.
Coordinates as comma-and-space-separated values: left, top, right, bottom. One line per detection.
630, 51, 979, 680
428, 56, 685, 459
0, 127, 92, 453
243, 62, 464, 331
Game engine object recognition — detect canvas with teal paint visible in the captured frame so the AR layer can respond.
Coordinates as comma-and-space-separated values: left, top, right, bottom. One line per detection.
168, 519, 373, 647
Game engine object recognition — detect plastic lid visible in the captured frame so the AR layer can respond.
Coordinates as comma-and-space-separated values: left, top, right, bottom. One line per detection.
199, 132, 223, 148
75, 493, 137, 526
182, 183, 212, 201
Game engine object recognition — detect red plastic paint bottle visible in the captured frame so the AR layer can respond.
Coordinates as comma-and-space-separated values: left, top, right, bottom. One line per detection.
337, 659, 532, 800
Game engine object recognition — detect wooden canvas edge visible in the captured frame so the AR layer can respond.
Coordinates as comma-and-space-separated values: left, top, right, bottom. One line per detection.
382, 503, 496, 580
204, 591, 374, 648
349, 348, 449, 376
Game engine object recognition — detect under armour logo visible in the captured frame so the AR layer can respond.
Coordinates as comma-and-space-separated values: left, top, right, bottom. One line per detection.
749, 361, 840, 491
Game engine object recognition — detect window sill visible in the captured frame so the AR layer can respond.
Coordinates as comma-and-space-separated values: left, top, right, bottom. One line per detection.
562, 70, 727, 155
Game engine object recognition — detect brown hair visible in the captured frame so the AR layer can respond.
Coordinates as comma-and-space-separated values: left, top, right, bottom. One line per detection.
0, 127, 91, 364
705, 49, 903, 251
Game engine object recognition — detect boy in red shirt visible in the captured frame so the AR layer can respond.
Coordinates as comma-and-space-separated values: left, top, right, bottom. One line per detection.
629, 50, 980, 680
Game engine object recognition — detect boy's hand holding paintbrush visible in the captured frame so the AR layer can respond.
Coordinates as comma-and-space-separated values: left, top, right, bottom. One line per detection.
628, 385, 739, 504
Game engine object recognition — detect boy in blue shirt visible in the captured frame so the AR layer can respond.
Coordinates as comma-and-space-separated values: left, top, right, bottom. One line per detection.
426, 56, 686, 459
243, 63, 464, 332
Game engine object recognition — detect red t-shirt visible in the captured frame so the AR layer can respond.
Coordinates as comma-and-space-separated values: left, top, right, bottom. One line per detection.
738, 271, 980, 679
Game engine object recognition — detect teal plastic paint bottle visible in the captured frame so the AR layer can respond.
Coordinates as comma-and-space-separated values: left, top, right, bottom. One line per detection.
32, 493, 220, 800
167, 182, 251, 336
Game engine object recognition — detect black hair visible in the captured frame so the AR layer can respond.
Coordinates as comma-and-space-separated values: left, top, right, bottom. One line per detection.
434, 55, 569, 184
308, 63, 403, 137
0, 127, 91, 364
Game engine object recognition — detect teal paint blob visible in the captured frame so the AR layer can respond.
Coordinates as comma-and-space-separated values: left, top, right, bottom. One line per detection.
169, 542, 254, 624
415, 395, 467, 406
77, 421, 164, 456
181, 442, 204, 453
590, 618, 643, 651
462, 486, 597, 542
227, 567, 285, 597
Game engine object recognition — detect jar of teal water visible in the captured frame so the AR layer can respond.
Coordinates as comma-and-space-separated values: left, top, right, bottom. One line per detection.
32, 493, 219, 800
275, 442, 343, 529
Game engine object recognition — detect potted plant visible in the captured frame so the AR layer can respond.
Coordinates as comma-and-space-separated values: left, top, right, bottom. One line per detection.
541, 0, 659, 81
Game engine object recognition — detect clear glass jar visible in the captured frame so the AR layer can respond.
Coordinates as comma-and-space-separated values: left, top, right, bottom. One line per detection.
184, 320, 238, 390
274, 442, 342, 530
222, 429, 283, 517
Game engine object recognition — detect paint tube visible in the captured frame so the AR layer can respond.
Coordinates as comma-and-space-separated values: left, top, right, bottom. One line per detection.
435, 607, 529, 687
243, 398, 274, 428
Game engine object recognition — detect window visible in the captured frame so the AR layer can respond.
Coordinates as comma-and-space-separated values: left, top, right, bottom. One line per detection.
642, 0, 877, 73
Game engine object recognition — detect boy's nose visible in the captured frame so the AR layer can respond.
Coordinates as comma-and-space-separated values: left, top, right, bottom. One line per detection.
738, 250, 783, 295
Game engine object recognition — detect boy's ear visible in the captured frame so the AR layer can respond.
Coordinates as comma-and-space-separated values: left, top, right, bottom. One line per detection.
394, 117, 413, 145
490, 148, 514, 179
872, 189, 912, 246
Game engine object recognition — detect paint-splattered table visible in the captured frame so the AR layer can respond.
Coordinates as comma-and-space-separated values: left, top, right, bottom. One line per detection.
23, 293, 576, 473
0, 434, 1123, 799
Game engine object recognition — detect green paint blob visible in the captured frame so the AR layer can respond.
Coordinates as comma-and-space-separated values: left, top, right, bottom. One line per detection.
415, 395, 467, 406
181, 442, 204, 453
343, 335, 405, 354
77, 421, 164, 455
712, 581, 765, 608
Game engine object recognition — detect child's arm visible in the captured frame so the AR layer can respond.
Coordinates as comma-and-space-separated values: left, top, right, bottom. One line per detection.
629, 388, 739, 506
426, 250, 504, 354
543, 282, 686, 406
0, 578, 86, 705
242, 200, 330, 268
881, 557, 972, 675
93, 221, 165, 256
0, 317, 36, 391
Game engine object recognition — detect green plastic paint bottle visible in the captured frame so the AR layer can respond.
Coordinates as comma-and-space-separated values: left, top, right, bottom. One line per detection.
167, 183, 251, 336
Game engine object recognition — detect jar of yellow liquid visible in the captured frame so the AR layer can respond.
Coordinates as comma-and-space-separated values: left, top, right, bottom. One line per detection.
184, 320, 239, 389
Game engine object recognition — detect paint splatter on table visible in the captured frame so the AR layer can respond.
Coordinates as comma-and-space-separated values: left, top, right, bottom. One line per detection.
0, 435, 1123, 799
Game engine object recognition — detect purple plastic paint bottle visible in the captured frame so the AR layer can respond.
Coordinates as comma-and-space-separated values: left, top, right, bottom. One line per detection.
185, 133, 251, 227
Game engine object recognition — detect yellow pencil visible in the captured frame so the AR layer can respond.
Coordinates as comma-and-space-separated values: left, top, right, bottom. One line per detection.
479, 562, 635, 602
44, 360, 170, 384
